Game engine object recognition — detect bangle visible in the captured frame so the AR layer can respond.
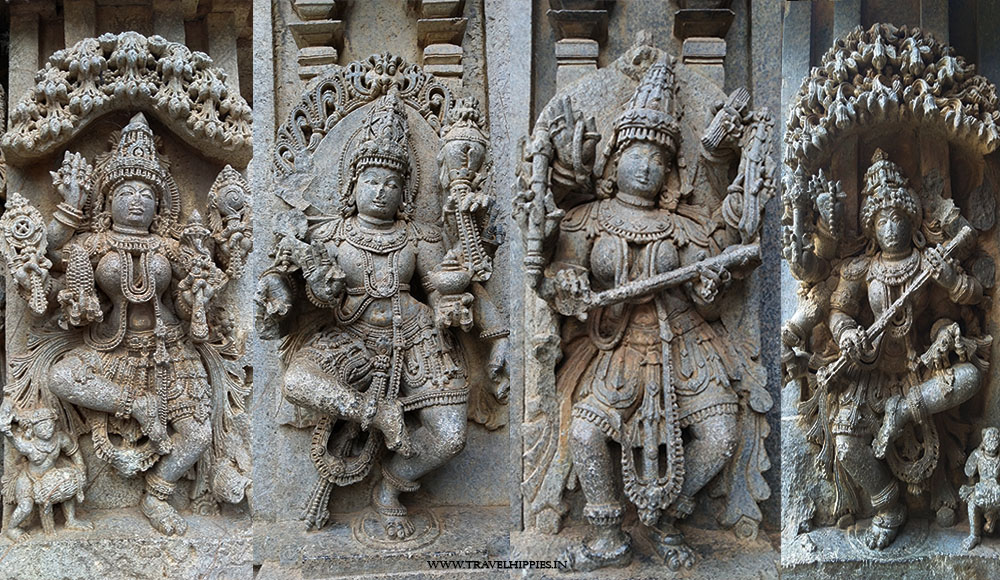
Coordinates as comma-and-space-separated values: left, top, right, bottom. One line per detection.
54, 202, 84, 228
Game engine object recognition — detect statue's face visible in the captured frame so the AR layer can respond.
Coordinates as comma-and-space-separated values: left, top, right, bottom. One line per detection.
35, 419, 54, 440
355, 166, 404, 221
985, 428, 1000, 454
617, 141, 670, 200
874, 207, 912, 255
111, 179, 156, 231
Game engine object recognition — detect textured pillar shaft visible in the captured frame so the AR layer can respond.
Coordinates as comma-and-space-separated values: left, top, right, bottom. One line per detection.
207, 11, 241, 97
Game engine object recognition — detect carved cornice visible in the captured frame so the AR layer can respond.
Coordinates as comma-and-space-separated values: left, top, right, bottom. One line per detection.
1, 32, 252, 167
785, 23, 1000, 171
274, 53, 456, 176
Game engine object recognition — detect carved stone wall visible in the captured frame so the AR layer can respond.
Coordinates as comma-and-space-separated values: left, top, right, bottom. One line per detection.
250, 1, 512, 578
0, 2, 254, 579
780, 2, 1000, 579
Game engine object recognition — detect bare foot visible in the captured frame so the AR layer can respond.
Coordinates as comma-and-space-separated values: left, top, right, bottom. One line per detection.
371, 483, 414, 540
64, 516, 94, 531
560, 531, 632, 573
865, 503, 906, 550
141, 494, 188, 536
5, 528, 29, 543
651, 525, 697, 571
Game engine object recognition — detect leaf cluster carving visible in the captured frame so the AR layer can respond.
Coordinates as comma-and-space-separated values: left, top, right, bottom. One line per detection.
1, 32, 252, 166
786, 23, 1000, 170
274, 53, 455, 176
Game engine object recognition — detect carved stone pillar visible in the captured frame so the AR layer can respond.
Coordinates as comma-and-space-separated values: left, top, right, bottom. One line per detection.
413, 0, 468, 79
547, 0, 615, 90
288, 0, 347, 80
672, 0, 734, 87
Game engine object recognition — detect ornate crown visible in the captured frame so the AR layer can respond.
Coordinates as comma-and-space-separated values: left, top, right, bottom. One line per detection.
613, 56, 681, 154
100, 113, 168, 199
352, 93, 411, 176
860, 148, 921, 233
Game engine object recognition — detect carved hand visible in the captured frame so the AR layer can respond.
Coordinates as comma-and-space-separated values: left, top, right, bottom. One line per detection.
838, 327, 869, 362
926, 245, 959, 289
704, 102, 744, 153
304, 252, 346, 303
688, 263, 730, 306
551, 267, 592, 320
486, 337, 510, 403
255, 272, 293, 322
922, 321, 961, 370
51, 151, 94, 211
434, 293, 475, 331
548, 96, 599, 173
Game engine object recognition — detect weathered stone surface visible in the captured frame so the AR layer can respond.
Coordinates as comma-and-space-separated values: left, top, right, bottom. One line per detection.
513, 33, 776, 574
781, 20, 1000, 578
0, 2, 254, 576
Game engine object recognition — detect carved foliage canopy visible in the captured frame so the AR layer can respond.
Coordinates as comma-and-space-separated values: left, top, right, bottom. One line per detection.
1, 32, 252, 166
785, 23, 1000, 171
274, 53, 456, 177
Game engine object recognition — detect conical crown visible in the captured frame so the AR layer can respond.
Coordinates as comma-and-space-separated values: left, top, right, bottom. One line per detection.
352, 93, 410, 175
613, 56, 681, 153
860, 149, 921, 233
101, 113, 168, 198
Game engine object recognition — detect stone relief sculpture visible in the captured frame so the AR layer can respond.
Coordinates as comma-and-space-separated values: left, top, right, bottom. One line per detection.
514, 41, 774, 572
0, 33, 253, 540
782, 24, 1000, 554
257, 53, 508, 545
0, 406, 90, 540
960, 427, 1000, 550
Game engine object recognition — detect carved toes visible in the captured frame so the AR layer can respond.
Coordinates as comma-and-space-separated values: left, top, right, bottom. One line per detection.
382, 516, 415, 540
864, 523, 898, 550
142, 496, 188, 536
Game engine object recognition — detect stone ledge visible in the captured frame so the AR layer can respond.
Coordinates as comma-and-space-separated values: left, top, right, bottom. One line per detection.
782, 519, 1000, 580
512, 524, 779, 579
0, 509, 251, 580
254, 505, 510, 579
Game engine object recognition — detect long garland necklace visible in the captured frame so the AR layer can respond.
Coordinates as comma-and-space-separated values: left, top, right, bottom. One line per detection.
109, 232, 170, 430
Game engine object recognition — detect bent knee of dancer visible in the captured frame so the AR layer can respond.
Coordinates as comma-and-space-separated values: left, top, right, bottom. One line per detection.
184, 420, 213, 453
429, 419, 466, 459
569, 414, 609, 449
947, 362, 983, 403
49, 353, 97, 400
282, 363, 327, 408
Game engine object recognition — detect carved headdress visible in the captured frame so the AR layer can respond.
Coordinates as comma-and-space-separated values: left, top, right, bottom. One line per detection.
352, 92, 411, 176
99, 113, 168, 199
860, 149, 922, 234
611, 56, 681, 155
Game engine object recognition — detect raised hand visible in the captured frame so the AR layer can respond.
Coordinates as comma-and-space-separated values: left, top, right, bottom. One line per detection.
552, 267, 592, 319
548, 96, 600, 172
50, 151, 94, 211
